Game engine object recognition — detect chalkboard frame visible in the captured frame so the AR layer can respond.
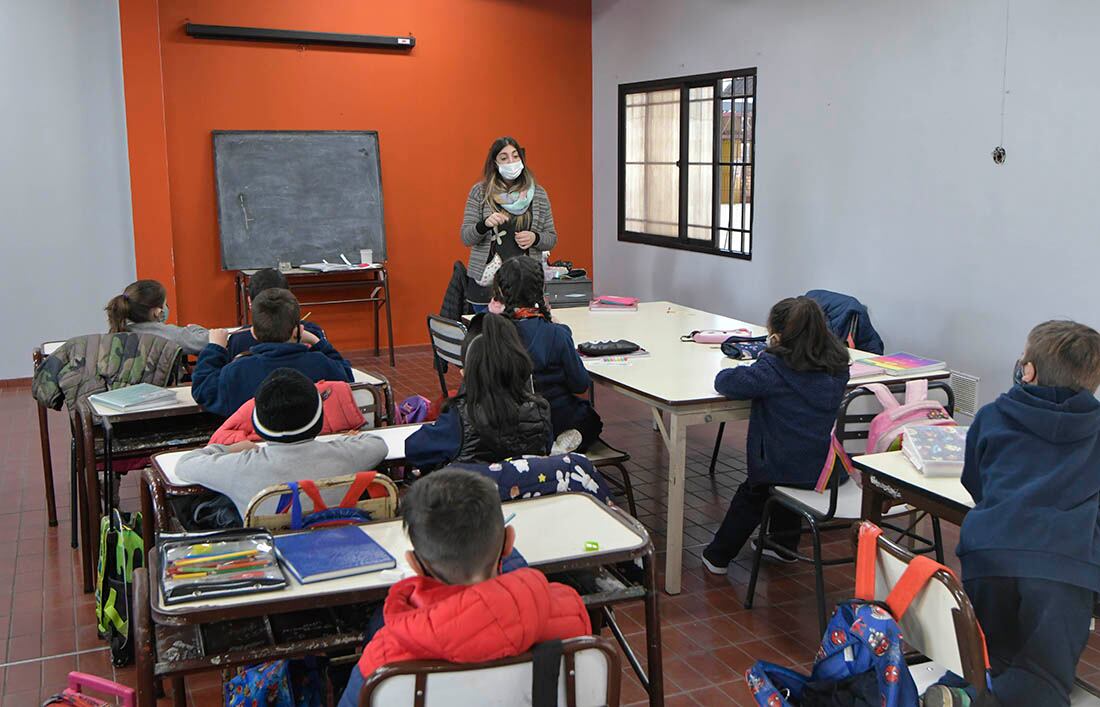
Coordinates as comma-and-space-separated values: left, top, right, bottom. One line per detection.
212, 129, 387, 271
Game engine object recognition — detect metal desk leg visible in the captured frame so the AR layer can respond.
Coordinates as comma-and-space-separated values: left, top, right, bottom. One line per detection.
382, 269, 395, 367
36, 402, 57, 526
663, 413, 688, 595
80, 412, 99, 592
643, 551, 665, 706
139, 477, 156, 560
103, 417, 114, 515
133, 568, 157, 707
860, 476, 886, 524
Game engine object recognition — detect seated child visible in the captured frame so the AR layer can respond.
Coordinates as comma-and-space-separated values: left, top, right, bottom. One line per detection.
405, 312, 552, 469
105, 279, 209, 355
926, 321, 1100, 707
175, 368, 388, 524
491, 256, 602, 452
227, 268, 327, 357
192, 288, 353, 417
337, 468, 591, 706
702, 296, 849, 573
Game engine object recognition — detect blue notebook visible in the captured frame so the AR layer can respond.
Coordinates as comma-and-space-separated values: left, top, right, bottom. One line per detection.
274, 526, 396, 584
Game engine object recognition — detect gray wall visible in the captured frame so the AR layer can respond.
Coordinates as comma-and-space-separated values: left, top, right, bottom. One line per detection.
593, 0, 1100, 406
0, 1, 135, 379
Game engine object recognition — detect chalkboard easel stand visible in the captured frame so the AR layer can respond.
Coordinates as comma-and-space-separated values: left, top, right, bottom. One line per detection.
234, 266, 395, 366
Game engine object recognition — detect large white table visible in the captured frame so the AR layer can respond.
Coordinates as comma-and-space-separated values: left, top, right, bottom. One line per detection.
853, 451, 974, 526
555, 301, 948, 593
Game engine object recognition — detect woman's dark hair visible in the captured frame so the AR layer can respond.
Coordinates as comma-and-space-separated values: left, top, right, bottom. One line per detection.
461, 313, 538, 438
493, 257, 550, 321
105, 279, 166, 333
480, 136, 534, 206
766, 296, 850, 375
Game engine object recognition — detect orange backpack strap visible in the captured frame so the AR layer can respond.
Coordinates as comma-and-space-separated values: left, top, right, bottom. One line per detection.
883, 554, 941, 619
296, 479, 329, 512
338, 471, 384, 507
854, 522, 882, 601
814, 431, 855, 493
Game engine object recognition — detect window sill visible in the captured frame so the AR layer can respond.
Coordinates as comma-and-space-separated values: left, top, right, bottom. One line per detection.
617, 231, 752, 260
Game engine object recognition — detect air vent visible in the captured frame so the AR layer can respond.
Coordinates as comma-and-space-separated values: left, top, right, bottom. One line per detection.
949, 371, 980, 417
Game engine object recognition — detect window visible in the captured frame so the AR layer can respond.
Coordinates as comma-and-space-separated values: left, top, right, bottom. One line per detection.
618, 69, 756, 258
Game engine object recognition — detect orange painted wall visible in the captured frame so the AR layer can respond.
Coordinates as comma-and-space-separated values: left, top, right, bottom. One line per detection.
121, 0, 593, 350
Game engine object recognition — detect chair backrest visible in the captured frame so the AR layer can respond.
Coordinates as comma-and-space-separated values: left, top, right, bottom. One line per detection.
351, 381, 392, 429
243, 472, 398, 531
870, 532, 987, 689
836, 381, 955, 454
359, 636, 621, 707
427, 315, 467, 371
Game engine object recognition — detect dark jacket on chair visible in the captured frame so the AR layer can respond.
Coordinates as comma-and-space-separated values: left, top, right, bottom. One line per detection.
435, 262, 469, 376
404, 393, 552, 470
958, 384, 1100, 592
806, 289, 884, 355
714, 352, 849, 486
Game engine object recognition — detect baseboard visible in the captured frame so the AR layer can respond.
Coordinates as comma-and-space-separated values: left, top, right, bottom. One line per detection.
0, 377, 31, 389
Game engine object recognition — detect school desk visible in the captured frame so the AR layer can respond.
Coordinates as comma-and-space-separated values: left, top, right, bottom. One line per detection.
234, 265, 395, 366
74, 368, 391, 593
853, 451, 974, 527
554, 301, 950, 594
132, 492, 664, 707
32, 340, 67, 528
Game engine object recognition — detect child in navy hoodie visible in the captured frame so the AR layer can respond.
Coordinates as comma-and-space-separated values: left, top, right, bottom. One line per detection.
927, 321, 1100, 707
702, 297, 850, 574
491, 256, 602, 453
192, 288, 353, 417
226, 269, 327, 357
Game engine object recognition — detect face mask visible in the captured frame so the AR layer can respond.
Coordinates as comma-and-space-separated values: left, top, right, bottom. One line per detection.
1013, 360, 1025, 385
497, 160, 524, 181
158, 304, 169, 323
488, 299, 506, 315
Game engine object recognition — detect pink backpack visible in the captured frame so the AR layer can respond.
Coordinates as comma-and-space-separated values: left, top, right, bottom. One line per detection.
863, 379, 955, 454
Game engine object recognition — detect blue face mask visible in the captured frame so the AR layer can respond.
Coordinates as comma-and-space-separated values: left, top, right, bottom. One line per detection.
158, 304, 169, 323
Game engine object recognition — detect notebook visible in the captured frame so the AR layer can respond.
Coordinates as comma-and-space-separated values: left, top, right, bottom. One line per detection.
859, 352, 945, 377
901, 425, 969, 477
88, 383, 178, 412
274, 525, 396, 584
849, 362, 885, 379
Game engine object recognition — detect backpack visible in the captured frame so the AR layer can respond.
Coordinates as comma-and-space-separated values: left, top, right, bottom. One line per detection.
95, 509, 143, 667
273, 472, 397, 530
863, 380, 954, 455
744, 523, 949, 707
395, 394, 431, 424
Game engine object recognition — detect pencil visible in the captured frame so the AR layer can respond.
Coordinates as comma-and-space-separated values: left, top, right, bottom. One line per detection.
176, 549, 258, 566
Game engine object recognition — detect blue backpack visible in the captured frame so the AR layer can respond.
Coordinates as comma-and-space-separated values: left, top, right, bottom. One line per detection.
744, 524, 944, 707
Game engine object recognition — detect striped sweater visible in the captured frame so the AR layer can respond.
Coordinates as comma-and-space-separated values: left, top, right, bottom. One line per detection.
460, 182, 558, 284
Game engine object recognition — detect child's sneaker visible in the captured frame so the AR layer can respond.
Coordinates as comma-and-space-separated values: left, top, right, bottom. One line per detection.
751, 538, 799, 564
922, 685, 972, 707
551, 429, 583, 455
701, 546, 728, 575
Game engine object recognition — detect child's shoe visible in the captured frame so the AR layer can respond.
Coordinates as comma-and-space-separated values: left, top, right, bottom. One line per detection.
551, 429, 583, 455
701, 546, 728, 575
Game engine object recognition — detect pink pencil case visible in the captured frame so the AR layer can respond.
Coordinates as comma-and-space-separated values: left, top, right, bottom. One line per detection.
592, 295, 639, 306
681, 328, 753, 344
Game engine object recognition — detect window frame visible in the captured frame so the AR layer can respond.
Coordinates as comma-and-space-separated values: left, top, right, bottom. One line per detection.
617, 67, 757, 260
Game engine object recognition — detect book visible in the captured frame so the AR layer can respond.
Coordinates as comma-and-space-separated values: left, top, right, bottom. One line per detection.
275, 525, 396, 584
88, 383, 177, 412
859, 352, 946, 377
901, 425, 968, 477
589, 295, 639, 312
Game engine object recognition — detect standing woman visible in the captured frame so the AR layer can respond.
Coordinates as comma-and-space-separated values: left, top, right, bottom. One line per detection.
460, 137, 557, 312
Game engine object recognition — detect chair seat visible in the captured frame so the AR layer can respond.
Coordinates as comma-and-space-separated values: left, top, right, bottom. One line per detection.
582, 441, 629, 465
908, 659, 949, 696
1074, 682, 1100, 706
773, 482, 913, 521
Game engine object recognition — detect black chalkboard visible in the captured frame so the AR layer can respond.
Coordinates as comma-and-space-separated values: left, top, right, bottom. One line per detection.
213, 130, 386, 270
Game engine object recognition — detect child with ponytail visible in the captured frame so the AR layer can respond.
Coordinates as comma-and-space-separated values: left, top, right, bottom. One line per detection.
702, 296, 850, 574
105, 280, 209, 355
405, 313, 552, 469
491, 257, 603, 453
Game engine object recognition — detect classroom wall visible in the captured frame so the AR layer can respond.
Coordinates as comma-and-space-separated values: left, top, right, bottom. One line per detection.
119, 0, 593, 351
592, 0, 1100, 407
0, 1, 136, 380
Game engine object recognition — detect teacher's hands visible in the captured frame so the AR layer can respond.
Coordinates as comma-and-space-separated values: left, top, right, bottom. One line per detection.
484, 212, 509, 229
515, 231, 537, 249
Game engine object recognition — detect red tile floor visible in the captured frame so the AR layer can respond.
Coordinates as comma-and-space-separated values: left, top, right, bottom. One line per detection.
5, 346, 1100, 705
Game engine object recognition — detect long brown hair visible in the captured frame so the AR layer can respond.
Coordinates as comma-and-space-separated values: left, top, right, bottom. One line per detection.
105, 280, 166, 333
461, 313, 539, 437
480, 136, 535, 210
766, 296, 850, 376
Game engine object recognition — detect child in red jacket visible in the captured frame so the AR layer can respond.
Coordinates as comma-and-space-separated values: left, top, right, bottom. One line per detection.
337, 468, 591, 706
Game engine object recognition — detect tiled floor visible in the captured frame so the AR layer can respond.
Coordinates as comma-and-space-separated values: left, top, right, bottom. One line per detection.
5, 347, 1100, 705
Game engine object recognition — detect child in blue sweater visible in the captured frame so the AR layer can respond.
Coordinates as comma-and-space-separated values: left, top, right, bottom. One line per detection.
192, 288, 353, 417
226, 269, 327, 357
926, 321, 1100, 707
702, 297, 849, 574
491, 256, 602, 452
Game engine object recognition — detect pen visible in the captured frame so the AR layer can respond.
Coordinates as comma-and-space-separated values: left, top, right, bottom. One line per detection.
302, 311, 311, 320
503, 512, 516, 526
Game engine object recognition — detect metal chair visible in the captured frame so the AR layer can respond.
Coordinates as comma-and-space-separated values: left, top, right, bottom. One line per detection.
427, 315, 467, 398
582, 440, 637, 517
358, 635, 621, 707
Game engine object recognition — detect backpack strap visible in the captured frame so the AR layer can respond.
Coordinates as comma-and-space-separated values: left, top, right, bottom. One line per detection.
854, 522, 882, 601
862, 383, 900, 410
883, 555, 941, 619
904, 378, 929, 404
814, 431, 854, 493
337, 471, 386, 507
297, 479, 329, 511
531, 640, 563, 707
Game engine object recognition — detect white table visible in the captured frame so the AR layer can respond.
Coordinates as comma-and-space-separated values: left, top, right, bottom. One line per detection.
555, 301, 948, 594
852, 451, 974, 526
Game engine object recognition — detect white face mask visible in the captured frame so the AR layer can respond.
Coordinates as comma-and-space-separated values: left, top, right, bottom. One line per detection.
497, 160, 524, 181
